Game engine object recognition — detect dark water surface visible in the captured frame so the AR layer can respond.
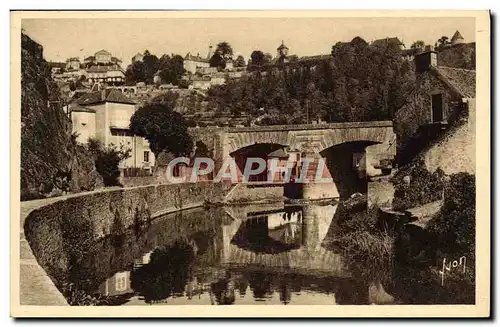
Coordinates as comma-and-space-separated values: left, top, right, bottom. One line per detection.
56, 203, 474, 305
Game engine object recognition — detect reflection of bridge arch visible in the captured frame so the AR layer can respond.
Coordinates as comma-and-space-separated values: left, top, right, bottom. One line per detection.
220, 205, 348, 277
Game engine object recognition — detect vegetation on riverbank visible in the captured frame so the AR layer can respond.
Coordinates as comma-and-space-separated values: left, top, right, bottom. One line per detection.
427, 172, 476, 260
326, 204, 394, 281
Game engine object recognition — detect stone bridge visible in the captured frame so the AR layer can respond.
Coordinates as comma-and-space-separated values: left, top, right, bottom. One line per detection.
219, 121, 396, 158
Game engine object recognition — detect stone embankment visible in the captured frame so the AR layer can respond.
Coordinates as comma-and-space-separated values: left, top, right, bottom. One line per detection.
20, 182, 233, 306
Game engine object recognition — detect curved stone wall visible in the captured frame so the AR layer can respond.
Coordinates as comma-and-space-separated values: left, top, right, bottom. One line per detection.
22, 182, 233, 305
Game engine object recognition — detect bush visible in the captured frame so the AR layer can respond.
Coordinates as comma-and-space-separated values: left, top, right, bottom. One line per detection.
87, 138, 131, 186
427, 173, 475, 259
327, 205, 394, 280
391, 158, 445, 211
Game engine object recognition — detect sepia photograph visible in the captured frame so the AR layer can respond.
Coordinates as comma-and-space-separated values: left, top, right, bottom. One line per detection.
10, 10, 490, 318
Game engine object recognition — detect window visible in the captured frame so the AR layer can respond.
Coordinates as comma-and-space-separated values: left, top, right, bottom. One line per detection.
115, 276, 127, 291
144, 151, 150, 163
431, 93, 444, 122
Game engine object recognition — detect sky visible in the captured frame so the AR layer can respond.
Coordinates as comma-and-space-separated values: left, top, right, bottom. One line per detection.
21, 17, 476, 65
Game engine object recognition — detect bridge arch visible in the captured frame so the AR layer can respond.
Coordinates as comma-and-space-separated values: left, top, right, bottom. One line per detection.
224, 130, 290, 156
315, 126, 395, 153
230, 142, 287, 182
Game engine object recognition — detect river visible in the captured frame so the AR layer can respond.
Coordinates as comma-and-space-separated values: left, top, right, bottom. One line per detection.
56, 202, 474, 305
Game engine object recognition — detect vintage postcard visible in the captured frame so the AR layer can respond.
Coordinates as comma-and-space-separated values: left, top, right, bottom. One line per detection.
10, 10, 490, 318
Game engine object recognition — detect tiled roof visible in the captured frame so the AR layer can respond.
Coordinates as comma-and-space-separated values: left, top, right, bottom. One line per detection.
451, 30, 464, 42
434, 66, 476, 98
48, 61, 66, 68
84, 56, 95, 61
95, 49, 111, 56
76, 89, 136, 105
185, 52, 209, 63
70, 105, 96, 113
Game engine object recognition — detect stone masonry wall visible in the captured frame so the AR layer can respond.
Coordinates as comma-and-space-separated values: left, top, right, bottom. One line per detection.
23, 182, 233, 287
423, 98, 475, 175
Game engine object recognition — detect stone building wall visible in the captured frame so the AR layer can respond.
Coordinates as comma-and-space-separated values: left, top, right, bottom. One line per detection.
423, 98, 475, 175
394, 69, 464, 147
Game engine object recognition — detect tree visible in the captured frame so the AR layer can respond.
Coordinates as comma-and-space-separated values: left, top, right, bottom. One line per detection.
250, 50, 265, 67
234, 55, 246, 67
209, 52, 226, 69
263, 53, 273, 64
125, 61, 145, 85
216, 42, 233, 60
437, 36, 450, 50
142, 50, 160, 84
158, 54, 185, 85
411, 40, 425, 49
129, 102, 193, 158
87, 138, 131, 186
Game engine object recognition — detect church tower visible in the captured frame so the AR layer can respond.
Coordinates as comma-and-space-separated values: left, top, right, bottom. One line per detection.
207, 45, 213, 59
277, 40, 289, 59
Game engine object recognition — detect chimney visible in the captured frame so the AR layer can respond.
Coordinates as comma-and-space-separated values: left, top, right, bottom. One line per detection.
415, 44, 437, 73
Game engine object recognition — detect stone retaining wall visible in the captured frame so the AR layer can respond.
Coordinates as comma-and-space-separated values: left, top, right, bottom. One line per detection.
22, 182, 233, 305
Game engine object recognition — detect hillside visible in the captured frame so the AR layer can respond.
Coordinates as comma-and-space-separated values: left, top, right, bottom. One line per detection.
204, 37, 415, 126
21, 33, 103, 200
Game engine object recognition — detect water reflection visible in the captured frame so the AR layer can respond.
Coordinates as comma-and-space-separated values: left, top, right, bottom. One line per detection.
55, 202, 472, 306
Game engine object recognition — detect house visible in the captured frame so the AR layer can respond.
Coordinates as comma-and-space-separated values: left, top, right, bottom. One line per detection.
85, 51, 122, 66
196, 67, 218, 75
210, 72, 226, 86
83, 56, 95, 66
225, 58, 234, 71
99, 271, 132, 297
70, 88, 156, 170
85, 65, 125, 85
184, 52, 210, 74
66, 57, 81, 71
192, 75, 212, 90
394, 45, 475, 164
131, 52, 144, 64
48, 61, 66, 75
95, 49, 113, 64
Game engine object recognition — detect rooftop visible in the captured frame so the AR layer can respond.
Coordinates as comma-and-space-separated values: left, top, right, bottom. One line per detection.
76, 89, 136, 105
451, 30, 465, 43
434, 66, 476, 98
277, 41, 289, 51
70, 105, 96, 113
185, 52, 210, 63
95, 49, 111, 56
